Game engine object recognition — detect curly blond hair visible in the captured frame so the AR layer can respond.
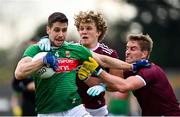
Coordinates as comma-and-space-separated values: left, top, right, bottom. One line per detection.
74, 10, 107, 42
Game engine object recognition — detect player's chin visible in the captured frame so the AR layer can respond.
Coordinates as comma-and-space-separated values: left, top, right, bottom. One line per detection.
125, 58, 133, 63
54, 41, 64, 47
81, 41, 89, 46
80, 39, 89, 44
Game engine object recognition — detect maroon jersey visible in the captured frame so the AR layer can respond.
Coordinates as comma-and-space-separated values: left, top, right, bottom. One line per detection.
124, 64, 180, 116
76, 43, 119, 109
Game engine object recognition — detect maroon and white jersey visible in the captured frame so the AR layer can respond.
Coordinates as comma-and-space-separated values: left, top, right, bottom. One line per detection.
124, 64, 180, 116
76, 43, 119, 109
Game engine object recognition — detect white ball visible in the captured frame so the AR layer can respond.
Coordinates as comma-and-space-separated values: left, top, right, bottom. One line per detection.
32, 52, 55, 79
32, 52, 48, 61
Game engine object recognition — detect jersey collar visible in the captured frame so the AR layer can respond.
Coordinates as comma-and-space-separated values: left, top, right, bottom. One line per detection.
91, 43, 100, 51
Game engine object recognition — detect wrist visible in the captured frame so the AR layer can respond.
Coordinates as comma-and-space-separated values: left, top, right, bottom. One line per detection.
132, 63, 137, 72
95, 65, 103, 76
99, 83, 107, 92
96, 68, 103, 76
100, 83, 107, 90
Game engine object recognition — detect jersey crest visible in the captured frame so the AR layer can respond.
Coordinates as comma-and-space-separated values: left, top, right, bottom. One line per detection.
65, 51, 70, 58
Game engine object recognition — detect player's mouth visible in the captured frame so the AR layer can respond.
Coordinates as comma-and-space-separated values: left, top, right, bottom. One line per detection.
54, 38, 64, 46
81, 36, 88, 40
125, 56, 131, 61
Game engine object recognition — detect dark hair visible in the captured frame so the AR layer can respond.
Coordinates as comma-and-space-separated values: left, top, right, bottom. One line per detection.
48, 12, 68, 27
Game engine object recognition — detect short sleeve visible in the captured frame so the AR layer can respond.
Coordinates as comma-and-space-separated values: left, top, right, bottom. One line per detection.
23, 45, 40, 58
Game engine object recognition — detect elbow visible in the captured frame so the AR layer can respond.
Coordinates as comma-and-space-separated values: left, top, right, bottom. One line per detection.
118, 89, 128, 93
15, 70, 25, 80
117, 84, 130, 93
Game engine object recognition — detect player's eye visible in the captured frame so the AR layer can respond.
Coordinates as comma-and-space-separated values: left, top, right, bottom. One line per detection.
79, 27, 84, 31
62, 28, 67, 32
54, 28, 60, 32
87, 26, 92, 30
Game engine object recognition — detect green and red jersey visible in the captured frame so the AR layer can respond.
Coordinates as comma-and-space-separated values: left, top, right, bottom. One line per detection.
23, 41, 92, 114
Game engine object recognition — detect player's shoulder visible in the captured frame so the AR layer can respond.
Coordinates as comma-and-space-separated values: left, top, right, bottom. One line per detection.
148, 63, 165, 74
137, 63, 166, 84
23, 44, 40, 57
26, 44, 39, 50
138, 64, 160, 77
63, 41, 90, 52
98, 43, 118, 56
64, 41, 82, 47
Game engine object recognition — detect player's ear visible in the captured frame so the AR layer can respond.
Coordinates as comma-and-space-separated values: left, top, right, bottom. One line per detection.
97, 31, 102, 37
142, 50, 149, 59
46, 26, 50, 35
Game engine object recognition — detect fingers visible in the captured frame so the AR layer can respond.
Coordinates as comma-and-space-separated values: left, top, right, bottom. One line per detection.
39, 43, 45, 51
89, 57, 98, 66
45, 43, 51, 51
83, 61, 93, 69
38, 38, 51, 51
78, 67, 91, 80
87, 87, 101, 96
87, 88, 96, 96
83, 60, 98, 72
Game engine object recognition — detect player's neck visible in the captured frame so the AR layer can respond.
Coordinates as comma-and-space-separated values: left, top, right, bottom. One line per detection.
89, 43, 99, 51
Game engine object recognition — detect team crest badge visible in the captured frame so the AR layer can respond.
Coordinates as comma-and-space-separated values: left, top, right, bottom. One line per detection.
65, 51, 70, 58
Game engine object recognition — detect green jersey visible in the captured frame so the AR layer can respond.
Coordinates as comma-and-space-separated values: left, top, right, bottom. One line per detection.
23, 41, 92, 114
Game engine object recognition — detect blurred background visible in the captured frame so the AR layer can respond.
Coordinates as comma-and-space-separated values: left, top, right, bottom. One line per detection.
0, 0, 180, 115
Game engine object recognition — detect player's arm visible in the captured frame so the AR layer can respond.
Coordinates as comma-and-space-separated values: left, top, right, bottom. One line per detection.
107, 69, 130, 100
106, 68, 123, 91
15, 57, 44, 80
92, 52, 132, 70
78, 57, 150, 94
99, 71, 146, 92
92, 52, 150, 72
15, 52, 58, 80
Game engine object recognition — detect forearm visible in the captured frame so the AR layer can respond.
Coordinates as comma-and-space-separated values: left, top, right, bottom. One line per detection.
100, 70, 128, 93
15, 57, 44, 80
104, 56, 131, 70
84, 77, 102, 87
105, 68, 123, 91
93, 52, 132, 70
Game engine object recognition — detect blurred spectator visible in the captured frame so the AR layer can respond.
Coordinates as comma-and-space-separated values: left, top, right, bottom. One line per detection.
10, 38, 38, 116
11, 75, 35, 116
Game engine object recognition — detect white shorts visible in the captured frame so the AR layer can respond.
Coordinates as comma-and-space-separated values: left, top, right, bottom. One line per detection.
85, 105, 108, 116
38, 104, 92, 117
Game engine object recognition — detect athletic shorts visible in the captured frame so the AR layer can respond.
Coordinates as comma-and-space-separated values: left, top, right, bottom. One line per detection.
85, 105, 108, 116
38, 104, 92, 117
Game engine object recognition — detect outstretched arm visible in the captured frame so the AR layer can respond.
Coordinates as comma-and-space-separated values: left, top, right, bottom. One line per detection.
92, 52, 150, 72
92, 52, 132, 70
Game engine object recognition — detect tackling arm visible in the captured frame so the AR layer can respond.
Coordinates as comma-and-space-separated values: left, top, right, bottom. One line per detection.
92, 52, 132, 70
105, 68, 123, 91
99, 70, 145, 92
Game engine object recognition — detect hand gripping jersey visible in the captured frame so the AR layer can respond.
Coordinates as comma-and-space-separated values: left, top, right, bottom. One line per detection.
124, 64, 180, 116
23, 41, 92, 114
76, 43, 119, 109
